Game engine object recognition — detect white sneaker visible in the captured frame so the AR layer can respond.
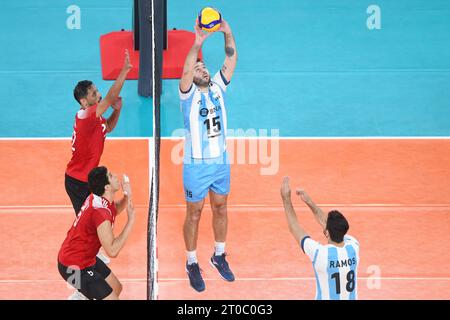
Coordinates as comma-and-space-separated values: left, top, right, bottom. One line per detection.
67, 290, 88, 300
96, 251, 111, 264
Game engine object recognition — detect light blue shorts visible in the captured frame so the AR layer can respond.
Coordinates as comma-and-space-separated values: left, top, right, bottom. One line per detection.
183, 152, 230, 202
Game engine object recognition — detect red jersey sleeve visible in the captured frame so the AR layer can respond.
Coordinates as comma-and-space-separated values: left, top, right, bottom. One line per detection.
92, 208, 113, 229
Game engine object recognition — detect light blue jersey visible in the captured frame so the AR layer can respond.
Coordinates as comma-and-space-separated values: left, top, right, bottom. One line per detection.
301, 235, 360, 300
180, 71, 231, 202
179, 71, 229, 162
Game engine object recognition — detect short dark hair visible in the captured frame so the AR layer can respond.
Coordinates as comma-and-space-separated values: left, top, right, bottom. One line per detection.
73, 80, 93, 105
326, 210, 349, 243
88, 166, 109, 196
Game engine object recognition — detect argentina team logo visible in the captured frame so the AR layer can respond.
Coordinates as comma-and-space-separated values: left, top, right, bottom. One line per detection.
199, 108, 208, 117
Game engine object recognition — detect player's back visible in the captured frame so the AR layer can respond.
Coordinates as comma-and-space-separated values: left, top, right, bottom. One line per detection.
303, 235, 360, 300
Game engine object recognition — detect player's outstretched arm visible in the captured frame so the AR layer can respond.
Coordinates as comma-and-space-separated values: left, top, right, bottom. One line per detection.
114, 174, 132, 214
96, 50, 133, 118
281, 177, 308, 246
219, 19, 237, 83
97, 199, 135, 258
105, 97, 122, 133
296, 188, 327, 229
180, 20, 212, 92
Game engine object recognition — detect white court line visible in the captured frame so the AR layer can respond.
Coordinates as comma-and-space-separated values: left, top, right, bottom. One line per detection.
1, 277, 449, 284
158, 204, 450, 208
0, 137, 151, 141
159, 277, 450, 281
2, 204, 450, 208
163, 136, 450, 140
0, 204, 149, 210
2, 204, 450, 213
1, 137, 450, 141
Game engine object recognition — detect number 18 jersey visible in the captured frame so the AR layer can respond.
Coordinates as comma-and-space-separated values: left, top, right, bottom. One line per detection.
301, 235, 360, 300
179, 71, 229, 162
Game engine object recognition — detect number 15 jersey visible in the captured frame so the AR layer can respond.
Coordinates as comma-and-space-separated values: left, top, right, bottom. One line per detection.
179, 71, 229, 162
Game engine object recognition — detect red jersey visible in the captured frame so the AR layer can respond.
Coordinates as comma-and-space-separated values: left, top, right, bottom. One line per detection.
66, 104, 107, 182
58, 194, 117, 269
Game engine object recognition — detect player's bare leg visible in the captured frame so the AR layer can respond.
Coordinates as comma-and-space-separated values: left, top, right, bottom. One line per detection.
184, 199, 206, 291
105, 271, 123, 297
103, 292, 119, 300
184, 199, 205, 251
209, 191, 228, 243
209, 191, 234, 281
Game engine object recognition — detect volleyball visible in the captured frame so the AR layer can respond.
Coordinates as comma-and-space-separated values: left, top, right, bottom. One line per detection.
198, 7, 222, 32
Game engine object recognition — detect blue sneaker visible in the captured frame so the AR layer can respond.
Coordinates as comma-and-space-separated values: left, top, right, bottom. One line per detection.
186, 262, 205, 292
210, 253, 235, 282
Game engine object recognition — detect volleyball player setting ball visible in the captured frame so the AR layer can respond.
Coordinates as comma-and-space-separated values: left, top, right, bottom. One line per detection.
179, 7, 238, 292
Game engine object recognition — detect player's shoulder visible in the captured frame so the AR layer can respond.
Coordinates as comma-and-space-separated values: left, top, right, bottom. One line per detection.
302, 237, 330, 263
179, 83, 197, 101
92, 195, 112, 216
76, 104, 97, 120
210, 71, 229, 91
344, 234, 360, 247
302, 236, 324, 252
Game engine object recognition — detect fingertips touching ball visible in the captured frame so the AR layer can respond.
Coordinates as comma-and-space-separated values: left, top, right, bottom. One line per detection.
198, 7, 222, 32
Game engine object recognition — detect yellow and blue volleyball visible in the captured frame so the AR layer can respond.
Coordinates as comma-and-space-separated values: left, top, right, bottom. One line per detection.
198, 7, 222, 32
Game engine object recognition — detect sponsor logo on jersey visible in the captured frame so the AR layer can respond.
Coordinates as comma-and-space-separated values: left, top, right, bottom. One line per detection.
199, 105, 222, 117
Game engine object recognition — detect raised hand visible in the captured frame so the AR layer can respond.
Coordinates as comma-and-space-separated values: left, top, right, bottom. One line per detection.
296, 188, 312, 204
280, 176, 292, 200
123, 49, 133, 72
122, 174, 132, 199
126, 198, 135, 220
218, 19, 232, 35
194, 18, 213, 46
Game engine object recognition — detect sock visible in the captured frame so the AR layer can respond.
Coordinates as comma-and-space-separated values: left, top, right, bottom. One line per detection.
214, 242, 226, 256
186, 250, 198, 265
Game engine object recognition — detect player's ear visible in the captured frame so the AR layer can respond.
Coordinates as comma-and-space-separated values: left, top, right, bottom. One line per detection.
79, 97, 88, 108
